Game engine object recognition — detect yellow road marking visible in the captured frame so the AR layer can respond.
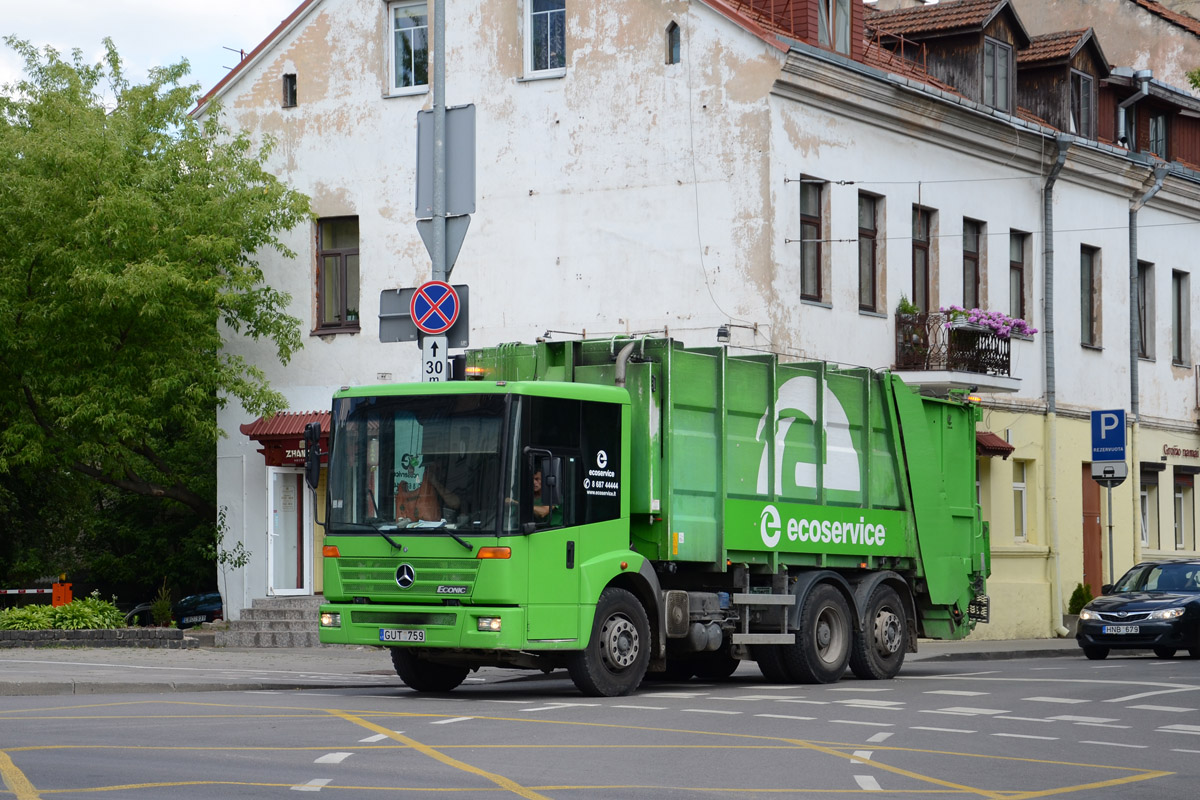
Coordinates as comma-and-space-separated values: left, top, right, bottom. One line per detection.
328, 709, 552, 800
0, 751, 41, 800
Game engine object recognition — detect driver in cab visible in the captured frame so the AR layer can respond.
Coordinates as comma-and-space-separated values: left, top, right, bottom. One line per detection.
394, 454, 459, 522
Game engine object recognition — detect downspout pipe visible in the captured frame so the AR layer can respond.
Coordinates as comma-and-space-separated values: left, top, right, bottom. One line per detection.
1129, 164, 1171, 569
1117, 70, 1152, 147
1044, 135, 1071, 637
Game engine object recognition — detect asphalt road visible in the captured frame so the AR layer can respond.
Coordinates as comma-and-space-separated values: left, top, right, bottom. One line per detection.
2, 650, 1198, 799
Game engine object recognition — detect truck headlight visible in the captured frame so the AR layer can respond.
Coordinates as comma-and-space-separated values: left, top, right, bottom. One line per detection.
476, 617, 502, 632
319, 612, 342, 628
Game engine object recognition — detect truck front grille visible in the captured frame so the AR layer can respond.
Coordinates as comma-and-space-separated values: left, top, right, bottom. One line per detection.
339, 558, 480, 600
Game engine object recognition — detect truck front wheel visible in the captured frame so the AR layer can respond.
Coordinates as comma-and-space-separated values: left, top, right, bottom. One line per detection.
849, 586, 907, 680
390, 648, 469, 692
780, 583, 852, 683
568, 587, 650, 697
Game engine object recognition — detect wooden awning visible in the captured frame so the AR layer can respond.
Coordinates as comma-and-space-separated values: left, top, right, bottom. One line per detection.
976, 431, 1014, 460
240, 411, 330, 467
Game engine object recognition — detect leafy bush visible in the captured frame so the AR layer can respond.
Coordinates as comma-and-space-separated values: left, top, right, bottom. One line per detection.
1067, 582, 1094, 615
0, 592, 126, 630
0, 604, 55, 630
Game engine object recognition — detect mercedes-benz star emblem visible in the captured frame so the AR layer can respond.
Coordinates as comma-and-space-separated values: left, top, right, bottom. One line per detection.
395, 563, 416, 589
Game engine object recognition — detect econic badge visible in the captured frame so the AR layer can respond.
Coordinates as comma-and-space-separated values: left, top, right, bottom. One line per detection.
410, 281, 460, 336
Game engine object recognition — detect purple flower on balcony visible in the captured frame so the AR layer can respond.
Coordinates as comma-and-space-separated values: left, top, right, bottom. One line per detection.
940, 306, 1037, 339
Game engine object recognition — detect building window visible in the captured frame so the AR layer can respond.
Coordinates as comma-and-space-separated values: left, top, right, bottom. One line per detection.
317, 217, 360, 332
1012, 460, 1028, 542
1141, 481, 1159, 548
1071, 71, 1094, 138
666, 21, 680, 65
962, 219, 982, 310
858, 193, 879, 312
1080, 246, 1098, 346
1137, 261, 1153, 359
983, 38, 1012, 112
388, 1, 429, 93
1149, 112, 1168, 158
282, 73, 297, 107
1174, 476, 1193, 550
817, 0, 851, 55
912, 207, 933, 313
1172, 270, 1190, 365
528, 0, 566, 74
1009, 231, 1026, 322
800, 179, 823, 301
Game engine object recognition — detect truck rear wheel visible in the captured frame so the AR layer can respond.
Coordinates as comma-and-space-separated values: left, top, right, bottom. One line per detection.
849, 586, 907, 680
390, 648, 470, 692
751, 644, 791, 682
780, 584, 851, 684
568, 587, 650, 697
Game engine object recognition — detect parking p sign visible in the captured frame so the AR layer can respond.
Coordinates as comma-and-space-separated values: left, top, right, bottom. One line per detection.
1090, 409, 1126, 462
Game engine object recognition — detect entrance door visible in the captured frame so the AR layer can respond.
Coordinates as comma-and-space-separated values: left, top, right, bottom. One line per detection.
1081, 465, 1102, 597
268, 468, 310, 596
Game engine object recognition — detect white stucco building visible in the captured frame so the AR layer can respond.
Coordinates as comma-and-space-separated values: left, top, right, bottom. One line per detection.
204, 0, 1200, 640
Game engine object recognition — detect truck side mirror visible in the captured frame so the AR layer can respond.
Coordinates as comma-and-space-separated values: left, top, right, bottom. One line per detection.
304, 421, 322, 490
540, 455, 563, 506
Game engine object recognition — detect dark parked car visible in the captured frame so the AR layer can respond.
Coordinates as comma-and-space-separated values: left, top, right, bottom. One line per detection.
1076, 560, 1200, 660
173, 592, 224, 629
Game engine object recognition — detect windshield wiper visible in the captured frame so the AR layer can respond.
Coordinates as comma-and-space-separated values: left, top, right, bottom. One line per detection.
407, 519, 474, 551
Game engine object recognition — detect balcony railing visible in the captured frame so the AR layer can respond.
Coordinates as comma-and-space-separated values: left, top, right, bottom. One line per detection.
895, 312, 1012, 376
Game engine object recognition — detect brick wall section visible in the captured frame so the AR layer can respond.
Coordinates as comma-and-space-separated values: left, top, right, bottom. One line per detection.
0, 628, 189, 648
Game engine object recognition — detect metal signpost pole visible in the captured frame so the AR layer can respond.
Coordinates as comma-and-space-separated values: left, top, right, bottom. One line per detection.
424, 0, 448, 381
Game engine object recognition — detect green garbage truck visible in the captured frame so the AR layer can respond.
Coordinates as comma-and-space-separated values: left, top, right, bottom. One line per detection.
307, 337, 989, 696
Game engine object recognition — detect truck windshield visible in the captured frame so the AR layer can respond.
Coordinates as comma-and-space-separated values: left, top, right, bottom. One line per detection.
326, 393, 509, 534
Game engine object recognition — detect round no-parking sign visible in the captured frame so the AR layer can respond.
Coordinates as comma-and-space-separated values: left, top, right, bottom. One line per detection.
409, 281, 460, 335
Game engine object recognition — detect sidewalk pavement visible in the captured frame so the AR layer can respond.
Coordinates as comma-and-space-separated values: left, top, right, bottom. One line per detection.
0, 636, 1082, 697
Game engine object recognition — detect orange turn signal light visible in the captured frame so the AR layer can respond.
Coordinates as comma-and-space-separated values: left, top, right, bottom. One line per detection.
476, 547, 512, 559
322, 545, 341, 558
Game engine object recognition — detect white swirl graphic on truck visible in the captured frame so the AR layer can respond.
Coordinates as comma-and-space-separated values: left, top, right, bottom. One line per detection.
755, 375, 860, 496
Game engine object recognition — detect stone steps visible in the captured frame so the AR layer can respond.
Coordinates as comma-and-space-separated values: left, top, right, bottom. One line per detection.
214, 595, 325, 648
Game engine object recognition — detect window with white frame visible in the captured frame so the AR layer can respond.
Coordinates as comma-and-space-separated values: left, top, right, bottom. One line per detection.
1071, 71, 1095, 138
527, 0, 566, 75
388, 1, 429, 93
1012, 460, 1027, 541
1174, 477, 1191, 550
817, 0, 851, 55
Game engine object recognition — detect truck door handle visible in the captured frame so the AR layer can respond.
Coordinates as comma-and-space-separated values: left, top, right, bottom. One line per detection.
566, 540, 575, 569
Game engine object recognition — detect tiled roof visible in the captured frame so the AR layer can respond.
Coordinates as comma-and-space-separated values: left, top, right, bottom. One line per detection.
1130, 0, 1200, 37
865, 0, 1002, 37
240, 411, 329, 440
1018, 29, 1090, 64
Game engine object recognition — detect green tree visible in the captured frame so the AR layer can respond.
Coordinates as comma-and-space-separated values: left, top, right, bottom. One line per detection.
0, 37, 310, 537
